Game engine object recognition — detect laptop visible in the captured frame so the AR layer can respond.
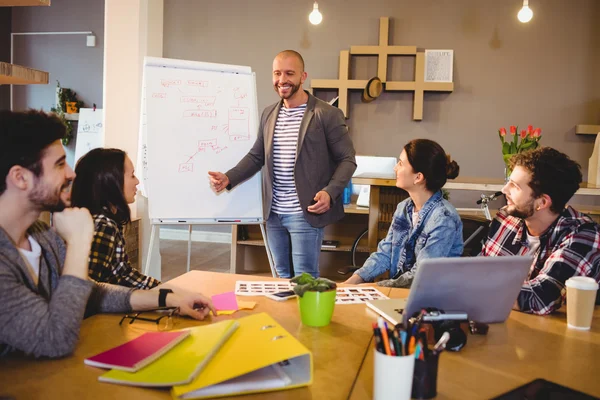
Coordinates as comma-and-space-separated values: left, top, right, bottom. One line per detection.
366, 256, 533, 325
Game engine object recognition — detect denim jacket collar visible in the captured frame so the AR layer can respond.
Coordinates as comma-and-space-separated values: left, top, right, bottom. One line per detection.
393, 190, 444, 278
405, 190, 444, 224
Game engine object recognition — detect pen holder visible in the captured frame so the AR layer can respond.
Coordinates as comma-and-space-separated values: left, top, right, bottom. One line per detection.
411, 352, 440, 399
373, 350, 415, 400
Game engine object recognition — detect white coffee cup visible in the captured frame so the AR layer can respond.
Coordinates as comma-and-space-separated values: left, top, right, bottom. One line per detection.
565, 276, 598, 330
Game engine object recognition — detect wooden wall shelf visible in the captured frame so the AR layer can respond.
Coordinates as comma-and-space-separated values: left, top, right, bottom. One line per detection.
64, 113, 79, 121
0, 62, 49, 85
0, 0, 50, 6
310, 17, 453, 120
576, 125, 600, 135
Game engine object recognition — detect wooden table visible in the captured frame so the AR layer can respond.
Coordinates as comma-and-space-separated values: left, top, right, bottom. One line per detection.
351, 288, 600, 399
0, 271, 389, 400
3, 272, 598, 399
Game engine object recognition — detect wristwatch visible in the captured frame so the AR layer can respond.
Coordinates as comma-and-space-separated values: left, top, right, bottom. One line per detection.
158, 288, 173, 308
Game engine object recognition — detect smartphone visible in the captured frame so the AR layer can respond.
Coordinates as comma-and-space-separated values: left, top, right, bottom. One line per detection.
266, 290, 297, 302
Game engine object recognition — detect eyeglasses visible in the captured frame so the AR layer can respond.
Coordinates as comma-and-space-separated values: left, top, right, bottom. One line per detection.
119, 307, 180, 331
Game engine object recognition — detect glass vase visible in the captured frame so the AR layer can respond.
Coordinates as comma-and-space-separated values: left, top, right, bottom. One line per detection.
504, 165, 512, 183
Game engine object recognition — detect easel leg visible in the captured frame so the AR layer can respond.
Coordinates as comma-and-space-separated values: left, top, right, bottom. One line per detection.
144, 224, 157, 276
187, 224, 192, 273
260, 223, 277, 278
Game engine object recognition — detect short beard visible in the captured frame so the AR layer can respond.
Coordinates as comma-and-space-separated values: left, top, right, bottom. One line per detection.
274, 82, 300, 100
505, 201, 535, 219
29, 180, 68, 213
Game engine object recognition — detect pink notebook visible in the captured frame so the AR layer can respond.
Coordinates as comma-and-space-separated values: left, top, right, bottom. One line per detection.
84, 330, 190, 372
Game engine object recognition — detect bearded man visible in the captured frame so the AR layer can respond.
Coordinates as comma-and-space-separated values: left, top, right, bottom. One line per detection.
480, 147, 600, 315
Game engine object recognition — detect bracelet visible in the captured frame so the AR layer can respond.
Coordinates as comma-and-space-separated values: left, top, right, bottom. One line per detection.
158, 288, 173, 308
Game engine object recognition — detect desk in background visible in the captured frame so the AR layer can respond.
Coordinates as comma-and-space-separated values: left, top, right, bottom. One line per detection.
353, 174, 600, 251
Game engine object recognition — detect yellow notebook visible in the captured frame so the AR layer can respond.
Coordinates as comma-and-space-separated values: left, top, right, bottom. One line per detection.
171, 312, 312, 399
99, 319, 238, 387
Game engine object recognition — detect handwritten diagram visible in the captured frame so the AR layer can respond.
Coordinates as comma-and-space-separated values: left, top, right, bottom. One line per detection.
178, 138, 229, 173
148, 77, 252, 173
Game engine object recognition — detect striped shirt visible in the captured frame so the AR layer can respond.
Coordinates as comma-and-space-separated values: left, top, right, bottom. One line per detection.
271, 104, 306, 214
480, 206, 600, 315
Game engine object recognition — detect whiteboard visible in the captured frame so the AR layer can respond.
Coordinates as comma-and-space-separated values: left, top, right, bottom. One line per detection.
74, 108, 104, 166
138, 57, 263, 224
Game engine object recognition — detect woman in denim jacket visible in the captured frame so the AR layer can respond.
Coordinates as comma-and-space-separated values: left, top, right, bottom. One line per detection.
344, 139, 463, 288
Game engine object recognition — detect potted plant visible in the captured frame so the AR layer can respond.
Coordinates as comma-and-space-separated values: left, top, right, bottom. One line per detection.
50, 81, 85, 146
50, 105, 74, 146
291, 273, 337, 327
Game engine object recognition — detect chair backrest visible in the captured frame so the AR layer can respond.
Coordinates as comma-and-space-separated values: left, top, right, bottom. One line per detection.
461, 214, 490, 256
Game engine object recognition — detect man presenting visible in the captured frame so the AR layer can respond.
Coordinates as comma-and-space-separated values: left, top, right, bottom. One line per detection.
209, 50, 356, 278
480, 147, 600, 315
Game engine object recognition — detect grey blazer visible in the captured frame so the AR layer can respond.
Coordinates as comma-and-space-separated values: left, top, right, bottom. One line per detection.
226, 92, 356, 228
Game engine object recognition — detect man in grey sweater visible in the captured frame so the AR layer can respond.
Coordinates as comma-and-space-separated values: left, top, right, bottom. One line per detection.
0, 110, 215, 358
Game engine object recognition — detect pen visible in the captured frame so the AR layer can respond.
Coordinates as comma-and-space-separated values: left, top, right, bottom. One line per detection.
414, 342, 422, 360
372, 324, 386, 354
388, 333, 397, 356
378, 318, 392, 356
400, 330, 407, 355
408, 335, 416, 355
392, 330, 402, 356
217, 219, 241, 223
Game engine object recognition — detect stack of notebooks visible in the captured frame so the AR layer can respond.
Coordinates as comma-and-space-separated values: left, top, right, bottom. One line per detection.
84, 313, 312, 399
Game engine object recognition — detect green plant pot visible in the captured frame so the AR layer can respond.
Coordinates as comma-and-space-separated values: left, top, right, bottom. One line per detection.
297, 289, 336, 327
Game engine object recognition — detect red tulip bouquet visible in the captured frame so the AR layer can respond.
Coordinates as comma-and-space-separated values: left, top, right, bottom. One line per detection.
498, 125, 542, 178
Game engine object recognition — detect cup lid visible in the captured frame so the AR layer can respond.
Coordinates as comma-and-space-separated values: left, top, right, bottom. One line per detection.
566, 276, 599, 290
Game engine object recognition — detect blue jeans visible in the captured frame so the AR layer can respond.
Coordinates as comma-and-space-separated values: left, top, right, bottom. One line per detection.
265, 211, 324, 278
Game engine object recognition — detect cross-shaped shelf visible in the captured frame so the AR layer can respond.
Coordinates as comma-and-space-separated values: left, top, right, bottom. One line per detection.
310, 17, 453, 120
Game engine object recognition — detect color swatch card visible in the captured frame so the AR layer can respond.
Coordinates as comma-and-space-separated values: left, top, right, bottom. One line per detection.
235, 281, 293, 296
85, 330, 190, 372
212, 291, 239, 311
235, 281, 388, 304
99, 319, 239, 387
335, 287, 389, 305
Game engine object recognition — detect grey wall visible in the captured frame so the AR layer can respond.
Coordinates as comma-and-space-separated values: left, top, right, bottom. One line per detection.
163, 0, 600, 189
11, 0, 105, 167
0, 7, 11, 111
11, 0, 104, 111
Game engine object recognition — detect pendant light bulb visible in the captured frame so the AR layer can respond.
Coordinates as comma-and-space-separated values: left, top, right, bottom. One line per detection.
309, 2, 323, 25
518, 0, 533, 23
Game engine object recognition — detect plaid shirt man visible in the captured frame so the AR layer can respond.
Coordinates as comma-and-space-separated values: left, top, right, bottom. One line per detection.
480, 206, 600, 315
89, 214, 160, 290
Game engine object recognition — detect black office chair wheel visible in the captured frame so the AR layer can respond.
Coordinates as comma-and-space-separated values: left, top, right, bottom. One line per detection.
336, 228, 369, 275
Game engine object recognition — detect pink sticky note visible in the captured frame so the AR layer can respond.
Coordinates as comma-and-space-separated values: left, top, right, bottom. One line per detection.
211, 291, 239, 311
